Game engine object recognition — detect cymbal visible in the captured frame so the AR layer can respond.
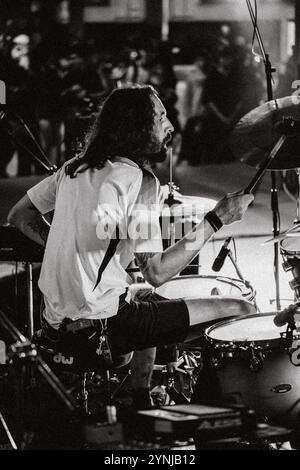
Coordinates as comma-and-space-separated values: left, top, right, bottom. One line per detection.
262, 231, 300, 245
161, 195, 217, 217
160, 185, 217, 217
230, 96, 300, 170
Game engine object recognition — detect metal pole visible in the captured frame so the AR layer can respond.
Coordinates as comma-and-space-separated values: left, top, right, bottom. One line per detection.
161, 0, 170, 41
295, 0, 300, 78
25, 262, 34, 339
245, 0, 281, 311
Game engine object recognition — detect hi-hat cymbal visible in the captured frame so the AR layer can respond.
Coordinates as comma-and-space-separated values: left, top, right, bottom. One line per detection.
230, 96, 300, 170
162, 195, 217, 218
160, 185, 217, 217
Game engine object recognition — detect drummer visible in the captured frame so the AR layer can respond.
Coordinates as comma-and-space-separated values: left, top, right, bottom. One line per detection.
8, 85, 253, 410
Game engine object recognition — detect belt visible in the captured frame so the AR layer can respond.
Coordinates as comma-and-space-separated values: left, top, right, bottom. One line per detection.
63, 318, 102, 334
42, 292, 128, 338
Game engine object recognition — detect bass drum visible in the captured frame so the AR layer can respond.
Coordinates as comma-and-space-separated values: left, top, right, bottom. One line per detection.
193, 313, 300, 426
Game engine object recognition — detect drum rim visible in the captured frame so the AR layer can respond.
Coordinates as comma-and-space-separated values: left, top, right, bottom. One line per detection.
157, 274, 254, 299
281, 239, 300, 256
204, 312, 286, 351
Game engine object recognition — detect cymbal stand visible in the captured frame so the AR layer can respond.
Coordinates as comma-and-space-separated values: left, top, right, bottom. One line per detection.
165, 148, 181, 246
245, 0, 281, 311
165, 148, 181, 208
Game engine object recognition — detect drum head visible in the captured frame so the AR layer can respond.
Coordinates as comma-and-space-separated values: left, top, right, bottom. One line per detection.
206, 313, 286, 345
281, 236, 300, 255
156, 275, 252, 300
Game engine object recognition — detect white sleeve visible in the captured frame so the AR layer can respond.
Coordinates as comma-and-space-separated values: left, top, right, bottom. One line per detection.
27, 170, 62, 214
130, 174, 163, 254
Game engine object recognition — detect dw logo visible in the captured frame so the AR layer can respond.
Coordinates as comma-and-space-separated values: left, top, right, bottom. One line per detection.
0, 80, 6, 104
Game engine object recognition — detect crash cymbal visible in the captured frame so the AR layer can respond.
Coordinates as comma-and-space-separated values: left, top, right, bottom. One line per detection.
230, 96, 300, 170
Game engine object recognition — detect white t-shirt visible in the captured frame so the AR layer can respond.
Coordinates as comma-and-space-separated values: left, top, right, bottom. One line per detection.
27, 157, 163, 328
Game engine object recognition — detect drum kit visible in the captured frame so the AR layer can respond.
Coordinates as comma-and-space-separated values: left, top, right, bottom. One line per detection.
148, 93, 300, 432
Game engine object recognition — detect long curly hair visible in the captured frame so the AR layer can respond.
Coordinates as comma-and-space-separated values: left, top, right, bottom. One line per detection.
65, 84, 158, 178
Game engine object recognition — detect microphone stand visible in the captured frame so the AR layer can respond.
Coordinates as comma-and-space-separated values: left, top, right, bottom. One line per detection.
1, 106, 57, 175
245, 0, 281, 311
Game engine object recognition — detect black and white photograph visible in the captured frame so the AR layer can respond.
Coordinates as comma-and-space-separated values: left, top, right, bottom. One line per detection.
0, 0, 299, 454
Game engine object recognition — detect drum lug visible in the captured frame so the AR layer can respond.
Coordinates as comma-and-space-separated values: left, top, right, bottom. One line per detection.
211, 355, 225, 369
289, 278, 300, 291
282, 260, 293, 272
249, 345, 263, 372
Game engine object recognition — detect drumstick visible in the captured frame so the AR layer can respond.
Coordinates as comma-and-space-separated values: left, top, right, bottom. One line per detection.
243, 135, 286, 194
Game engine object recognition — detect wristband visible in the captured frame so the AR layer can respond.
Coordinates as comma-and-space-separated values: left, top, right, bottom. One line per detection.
204, 211, 223, 232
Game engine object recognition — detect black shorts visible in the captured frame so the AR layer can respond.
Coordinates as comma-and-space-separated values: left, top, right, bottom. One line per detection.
40, 292, 189, 369
107, 292, 190, 356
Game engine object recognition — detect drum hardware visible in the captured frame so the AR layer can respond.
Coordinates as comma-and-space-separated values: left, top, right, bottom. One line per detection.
231, 1, 300, 312
0, 307, 76, 448
152, 351, 199, 406
248, 346, 264, 372
0, 411, 18, 450
279, 239, 300, 300
164, 149, 182, 248
286, 320, 297, 351
0, 307, 75, 412
200, 313, 300, 425
165, 148, 181, 210
218, 239, 259, 312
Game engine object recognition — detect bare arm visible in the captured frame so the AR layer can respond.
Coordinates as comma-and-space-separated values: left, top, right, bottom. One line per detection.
135, 218, 214, 287
135, 193, 253, 287
7, 194, 50, 247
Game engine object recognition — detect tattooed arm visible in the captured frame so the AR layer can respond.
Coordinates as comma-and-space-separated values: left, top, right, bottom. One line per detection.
8, 194, 50, 246
135, 193, 254, 287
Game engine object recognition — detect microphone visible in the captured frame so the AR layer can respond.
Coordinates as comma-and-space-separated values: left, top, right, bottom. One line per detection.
273, 302, 300, 327
275, 117, 300, 135
212, 237, 232, 272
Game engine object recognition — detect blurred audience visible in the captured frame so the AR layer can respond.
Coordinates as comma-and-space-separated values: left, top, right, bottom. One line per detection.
0, 20, 274, 176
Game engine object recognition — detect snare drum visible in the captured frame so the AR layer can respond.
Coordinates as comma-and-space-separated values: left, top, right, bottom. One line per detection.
281, 237, 300, 298
202, 313, 300, 425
